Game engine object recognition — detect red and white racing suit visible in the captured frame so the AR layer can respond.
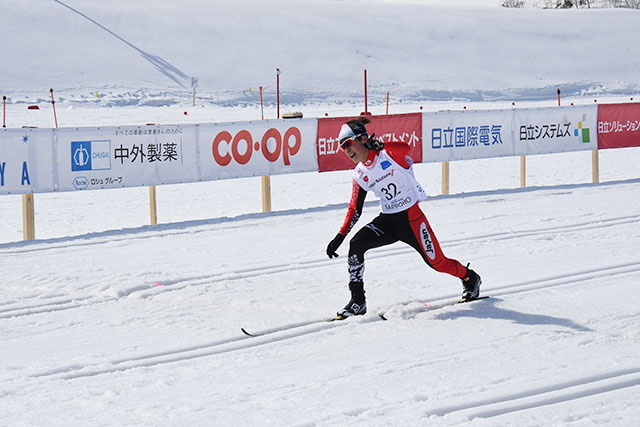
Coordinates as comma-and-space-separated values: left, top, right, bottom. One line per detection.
338, 142, 467, 287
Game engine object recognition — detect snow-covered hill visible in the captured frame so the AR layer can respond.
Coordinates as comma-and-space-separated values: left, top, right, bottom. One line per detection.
3, 0, 640, 114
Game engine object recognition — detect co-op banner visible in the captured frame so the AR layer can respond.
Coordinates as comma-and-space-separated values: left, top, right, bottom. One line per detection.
56, 125, 198, 191
316, 113, 422, 172
597, 103, 640, 149
422, 109, 514, 162
198, 118, 318, 180
514, 105, 598, 155
0, 128, 55, 194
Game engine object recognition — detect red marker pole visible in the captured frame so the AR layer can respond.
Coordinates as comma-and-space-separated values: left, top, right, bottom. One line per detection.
2, 96, 6, 128
386, 91, 389, 115
557, 88, 561, 107
50, 88, 58, 128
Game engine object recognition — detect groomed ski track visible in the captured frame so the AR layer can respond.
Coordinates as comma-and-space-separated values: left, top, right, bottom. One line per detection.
2, 197, 640, 319
1, 179, 639, 425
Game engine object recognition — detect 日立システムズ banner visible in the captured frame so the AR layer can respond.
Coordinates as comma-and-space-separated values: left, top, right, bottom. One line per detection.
514, 106, 598, 155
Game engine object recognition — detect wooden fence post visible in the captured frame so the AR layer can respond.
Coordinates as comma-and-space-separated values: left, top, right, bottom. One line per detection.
442, 161, 450, 195
22, 194, 35, 240
264, 112, 302, 213
149, 186, 158, 225
520, 155, 526, 188
261, 176, 272, 212
592, 150, 600, 184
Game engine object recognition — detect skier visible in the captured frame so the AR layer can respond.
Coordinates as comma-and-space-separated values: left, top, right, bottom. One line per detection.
326, 117, 481, 319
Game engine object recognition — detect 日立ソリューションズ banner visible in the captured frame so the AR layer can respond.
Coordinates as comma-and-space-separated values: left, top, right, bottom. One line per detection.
597, 103, 640, 149
199, 118, 318, 180
0, 128, 54, 194
317, 113, 422, 172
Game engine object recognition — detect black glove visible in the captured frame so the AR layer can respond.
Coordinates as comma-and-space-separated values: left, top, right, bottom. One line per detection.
326, 233, 345, 259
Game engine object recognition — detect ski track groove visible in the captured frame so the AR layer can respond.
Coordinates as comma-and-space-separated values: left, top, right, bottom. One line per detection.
0, 296, 98, 316
1, 214, 640, 319
423, 367, 640, 419
1, 211, 638, 256
29, 317, 376, 381
2, 260, 639, 321
313, 367, 640, 423
18, 261, 640, 382
0, 296, 115, 320
377, 261, 640, 320
3, 210, 640, 388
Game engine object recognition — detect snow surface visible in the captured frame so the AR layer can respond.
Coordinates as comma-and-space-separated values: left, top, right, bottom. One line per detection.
1, 1, 640, 426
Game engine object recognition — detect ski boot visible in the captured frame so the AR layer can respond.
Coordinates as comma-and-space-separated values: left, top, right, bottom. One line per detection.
461, 266, 481, 302
337, 282, 366, 320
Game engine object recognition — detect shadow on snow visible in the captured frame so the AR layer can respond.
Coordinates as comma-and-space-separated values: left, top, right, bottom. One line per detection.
435, 297, 593, 332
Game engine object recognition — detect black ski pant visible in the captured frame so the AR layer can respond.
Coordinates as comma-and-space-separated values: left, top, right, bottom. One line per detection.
347, 204, 466, 290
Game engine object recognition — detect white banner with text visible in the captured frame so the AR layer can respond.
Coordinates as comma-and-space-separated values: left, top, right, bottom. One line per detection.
422, 109, 514, 162
0, 104, 614, 196
56, 125, 199, 192
513, 105, 598, 155
198, 118, 319, 180
0, 128, 55, 194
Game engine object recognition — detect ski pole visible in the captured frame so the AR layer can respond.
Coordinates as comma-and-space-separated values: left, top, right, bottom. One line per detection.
2, 96, 6, 128
50, 88, 58, 128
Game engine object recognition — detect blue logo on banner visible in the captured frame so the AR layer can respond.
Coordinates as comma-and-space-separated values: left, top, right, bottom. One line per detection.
381, 160, 392, 170
71, 140, 111, 172
71, 141, 91, 171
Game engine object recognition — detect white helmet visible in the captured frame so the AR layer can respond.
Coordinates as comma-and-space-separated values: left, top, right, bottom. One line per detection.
338, 121, 367, 145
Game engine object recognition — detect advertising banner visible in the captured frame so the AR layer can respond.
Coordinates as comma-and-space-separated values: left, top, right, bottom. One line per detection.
514, 105, 597, 155
317, 113, 422, 172
422, 110, 514, 163
0, 128, 54, 194
597, 103, 640, 149
198, 118, 318, 180
56, 125, 198, 192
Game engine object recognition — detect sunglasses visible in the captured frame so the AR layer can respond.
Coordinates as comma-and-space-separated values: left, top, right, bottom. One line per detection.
340, 138, 355, 150
339, 134, 364, 150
